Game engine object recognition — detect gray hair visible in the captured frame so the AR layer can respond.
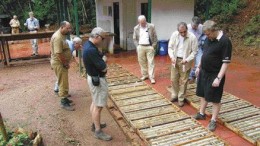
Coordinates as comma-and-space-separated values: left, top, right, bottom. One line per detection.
60, 21, 69, 27
177, 22, 188, 30
192, 16, 201, 25
90, 27, 105, 38
29, 11, 34, 15
73, 37, 82, 44
138, 15, 146, 22
203, 20, 220, 32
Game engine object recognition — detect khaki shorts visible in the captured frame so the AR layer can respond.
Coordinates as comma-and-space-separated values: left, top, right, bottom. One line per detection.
87, 75, 108, 107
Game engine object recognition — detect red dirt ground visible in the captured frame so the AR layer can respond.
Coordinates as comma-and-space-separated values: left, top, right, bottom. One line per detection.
0, 38, 259, 146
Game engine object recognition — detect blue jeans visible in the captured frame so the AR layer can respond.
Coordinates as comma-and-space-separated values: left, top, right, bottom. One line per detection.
189, 47, 203, 80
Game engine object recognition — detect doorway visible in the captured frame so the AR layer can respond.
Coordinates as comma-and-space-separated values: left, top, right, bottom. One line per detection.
113, 2, 120, 45
141, 3, 148, 19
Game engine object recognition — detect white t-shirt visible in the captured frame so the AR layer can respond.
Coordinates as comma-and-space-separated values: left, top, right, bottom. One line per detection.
139, 27, 150, 45
176, 35, 184, 58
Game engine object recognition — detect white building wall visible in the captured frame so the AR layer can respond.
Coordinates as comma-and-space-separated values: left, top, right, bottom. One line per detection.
95, 0, 194, 52
151, 0, 194, 40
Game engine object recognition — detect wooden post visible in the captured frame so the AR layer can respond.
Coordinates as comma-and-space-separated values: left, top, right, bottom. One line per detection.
0, 113, 8, 142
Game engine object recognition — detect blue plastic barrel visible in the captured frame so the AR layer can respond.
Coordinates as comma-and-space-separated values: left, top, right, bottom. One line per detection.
158, 40, 168, 56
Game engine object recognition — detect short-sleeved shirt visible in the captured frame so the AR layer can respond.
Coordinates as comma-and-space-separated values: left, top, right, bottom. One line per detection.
83, 41, 106, 77
201, 31, 232, 73
66, 40, 74, 53
50, 29, 72, 64
25, 18, 39, 31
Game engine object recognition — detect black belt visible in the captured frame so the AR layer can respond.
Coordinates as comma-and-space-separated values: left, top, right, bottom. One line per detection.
139, 44, 150, 46
177, 57, 183, 59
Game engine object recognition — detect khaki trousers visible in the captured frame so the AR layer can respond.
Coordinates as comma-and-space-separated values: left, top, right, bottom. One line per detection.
137, 45, 155, 79
52, 63, 69, 97
11, 27, 19, 34
171, 58, 190, 101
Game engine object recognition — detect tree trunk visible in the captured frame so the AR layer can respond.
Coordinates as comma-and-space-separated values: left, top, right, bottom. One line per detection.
0, 113, 8, 142
81, 0, 88, 24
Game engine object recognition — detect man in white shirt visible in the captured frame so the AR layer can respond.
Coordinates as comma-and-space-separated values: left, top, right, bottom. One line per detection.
133, 15, 158, 84
168, 22, 198, 107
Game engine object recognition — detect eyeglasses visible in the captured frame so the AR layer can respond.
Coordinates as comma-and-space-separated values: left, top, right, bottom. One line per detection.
97, 34, 104, 40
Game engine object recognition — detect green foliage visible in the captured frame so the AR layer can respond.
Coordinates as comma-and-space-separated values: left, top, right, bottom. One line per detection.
0, 130, 33, 146
0, 0, 96, 32
242, 15, 260, 46
195, 0, 248, 23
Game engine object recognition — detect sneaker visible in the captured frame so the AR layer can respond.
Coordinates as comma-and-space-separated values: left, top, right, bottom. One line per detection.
94, 130, 112, 141
61, 99, 75, 111
170, 94, 178, 102
64, 98, 75, 106
208, 120, 217, 131
193, 113, 206, 120
91, 123, 107, 132
178, 101, 184, 107
150, 79, 156, 84
140, 76, 148, 81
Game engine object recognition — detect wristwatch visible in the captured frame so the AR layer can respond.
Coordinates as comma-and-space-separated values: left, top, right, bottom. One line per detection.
216, 77, 221, 81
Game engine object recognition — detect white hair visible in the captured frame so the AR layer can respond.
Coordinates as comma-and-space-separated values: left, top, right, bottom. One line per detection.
203, 20, 220, 32
90, 27, 105, 38
138, 15, 146, 22
73, 37, 82, 44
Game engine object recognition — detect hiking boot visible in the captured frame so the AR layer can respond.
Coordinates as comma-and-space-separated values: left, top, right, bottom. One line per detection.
94, 130, 112, 141
208, 120, 217, 131
63, 98, 75, 106
61, 99, 75, 111
193, 113, 206, 120
91, 123, 107, 132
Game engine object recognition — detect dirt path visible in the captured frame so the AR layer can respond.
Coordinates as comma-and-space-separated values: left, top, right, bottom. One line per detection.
0, 62, 130, 146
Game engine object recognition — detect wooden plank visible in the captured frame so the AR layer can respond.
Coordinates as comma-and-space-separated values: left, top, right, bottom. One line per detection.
108, 82, 145, 90
207, 100, 252, 114
109, 85, 150, 95
138, 118, 199, 139
182, 136, 227, 146
130, 112, 189, 129
110, 89, 156, 101
116, 94, 163, 107
120, 99, 171, 113
149, 127, 211, 146
219, 106, 260, 123
124, 105, 179, 121
107, 75, 138, 82
107, 72, 132, 79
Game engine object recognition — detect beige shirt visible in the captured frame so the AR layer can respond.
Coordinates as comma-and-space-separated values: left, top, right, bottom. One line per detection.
9, 19, 20, 28
50, 29, 71, 65
168, 31, 198, 71
133, 23, 158, 48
